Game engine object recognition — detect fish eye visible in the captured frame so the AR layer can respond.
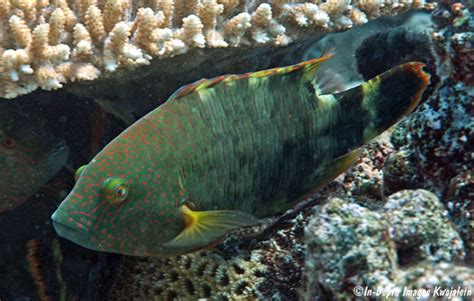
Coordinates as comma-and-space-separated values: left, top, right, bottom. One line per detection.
74, 165, 87, 181
103, 177, 128, 203
115, 184, 127, 197
3, 138, 16, 148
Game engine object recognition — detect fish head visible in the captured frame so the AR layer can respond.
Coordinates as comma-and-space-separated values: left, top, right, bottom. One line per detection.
52, 138, 185, 256
0, 106, 69, 212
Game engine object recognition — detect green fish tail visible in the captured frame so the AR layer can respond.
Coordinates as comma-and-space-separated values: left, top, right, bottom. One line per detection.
334, 62, 430, 143
362, 62, 430, 141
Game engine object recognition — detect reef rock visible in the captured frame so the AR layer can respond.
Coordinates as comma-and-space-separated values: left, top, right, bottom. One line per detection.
356, 2, 473, 260
302, 189, 466, 299
409, 3, 473, 257
302, 197, 397, 300
445, 170, 474, 260
382, 189, 465, 265
383, 147, 425, 194
399, 262, 474, 297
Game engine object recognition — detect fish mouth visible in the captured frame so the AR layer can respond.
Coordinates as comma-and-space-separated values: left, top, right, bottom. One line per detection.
51, 213, 104, 252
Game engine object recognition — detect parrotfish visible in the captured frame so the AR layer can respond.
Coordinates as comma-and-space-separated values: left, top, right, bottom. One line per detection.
52, 55, 430, 256
0, 103, 69, 212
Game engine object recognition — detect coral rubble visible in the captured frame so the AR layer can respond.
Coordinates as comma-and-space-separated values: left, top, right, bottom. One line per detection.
302, 189, 466, 300
302, 197, 397, 299
399, 262, 474, 295
0, 0, 433, 99
383, 147, 424, 194
407, 2, 473, 255
339, 133, 393, 206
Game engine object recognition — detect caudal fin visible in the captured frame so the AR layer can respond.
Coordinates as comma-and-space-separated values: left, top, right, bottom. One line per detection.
334, 62, 430, 143
361, 62, 430, 141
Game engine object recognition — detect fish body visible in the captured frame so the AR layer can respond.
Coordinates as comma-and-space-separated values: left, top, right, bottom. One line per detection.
0, 103, 69, 212
52, 56, 429, 256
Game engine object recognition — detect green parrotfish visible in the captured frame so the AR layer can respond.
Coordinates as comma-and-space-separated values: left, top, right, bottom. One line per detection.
52, 55, 430, 256
0, 103, 69, 212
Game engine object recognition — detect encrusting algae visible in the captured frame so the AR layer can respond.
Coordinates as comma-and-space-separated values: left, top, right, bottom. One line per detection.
0, 0, 434, 99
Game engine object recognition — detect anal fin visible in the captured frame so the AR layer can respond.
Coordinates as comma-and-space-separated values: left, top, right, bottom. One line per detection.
300, 148, 363, 200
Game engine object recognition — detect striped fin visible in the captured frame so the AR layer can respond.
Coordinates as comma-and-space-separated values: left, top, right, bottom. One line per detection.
168, 54, 333, 100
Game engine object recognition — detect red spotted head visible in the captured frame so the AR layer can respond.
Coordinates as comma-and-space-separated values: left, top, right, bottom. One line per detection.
51, 115, 187, 256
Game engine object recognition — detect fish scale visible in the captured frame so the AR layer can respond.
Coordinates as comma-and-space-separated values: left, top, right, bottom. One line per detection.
171, 64, 336, 216
52, 56, 430, 256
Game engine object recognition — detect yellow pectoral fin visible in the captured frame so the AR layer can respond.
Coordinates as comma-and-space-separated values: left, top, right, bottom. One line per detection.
164, 205, 258, 251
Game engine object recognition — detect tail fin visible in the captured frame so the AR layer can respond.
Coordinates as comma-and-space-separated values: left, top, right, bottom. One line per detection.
334, 62, 430, 142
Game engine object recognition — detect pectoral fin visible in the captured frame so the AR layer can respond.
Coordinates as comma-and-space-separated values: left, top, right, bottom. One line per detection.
164, 205, 258, 251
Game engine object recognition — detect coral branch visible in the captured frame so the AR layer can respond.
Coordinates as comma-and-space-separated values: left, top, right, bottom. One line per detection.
0, 0, 434, 98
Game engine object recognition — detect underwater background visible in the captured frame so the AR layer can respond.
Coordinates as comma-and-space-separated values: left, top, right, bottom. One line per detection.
0, 0, 472, 300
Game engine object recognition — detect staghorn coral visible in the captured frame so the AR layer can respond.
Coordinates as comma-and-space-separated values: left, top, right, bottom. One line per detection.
26, 239, 49, 301
0, 0, 433, 99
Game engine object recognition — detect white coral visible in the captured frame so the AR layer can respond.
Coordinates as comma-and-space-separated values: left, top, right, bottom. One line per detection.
0, 0, 433, 98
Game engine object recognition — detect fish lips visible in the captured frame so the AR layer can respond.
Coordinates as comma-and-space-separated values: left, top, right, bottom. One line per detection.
51, 212, 103, 252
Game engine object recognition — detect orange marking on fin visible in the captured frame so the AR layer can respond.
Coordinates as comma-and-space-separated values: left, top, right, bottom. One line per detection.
169, 54, 334, 100
398, 62, 431, 114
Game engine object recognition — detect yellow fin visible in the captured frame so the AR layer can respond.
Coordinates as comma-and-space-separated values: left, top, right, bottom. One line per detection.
164, 205, 258, 250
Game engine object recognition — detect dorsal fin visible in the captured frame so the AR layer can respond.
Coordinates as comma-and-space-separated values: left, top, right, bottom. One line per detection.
168, 54, 334, 100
